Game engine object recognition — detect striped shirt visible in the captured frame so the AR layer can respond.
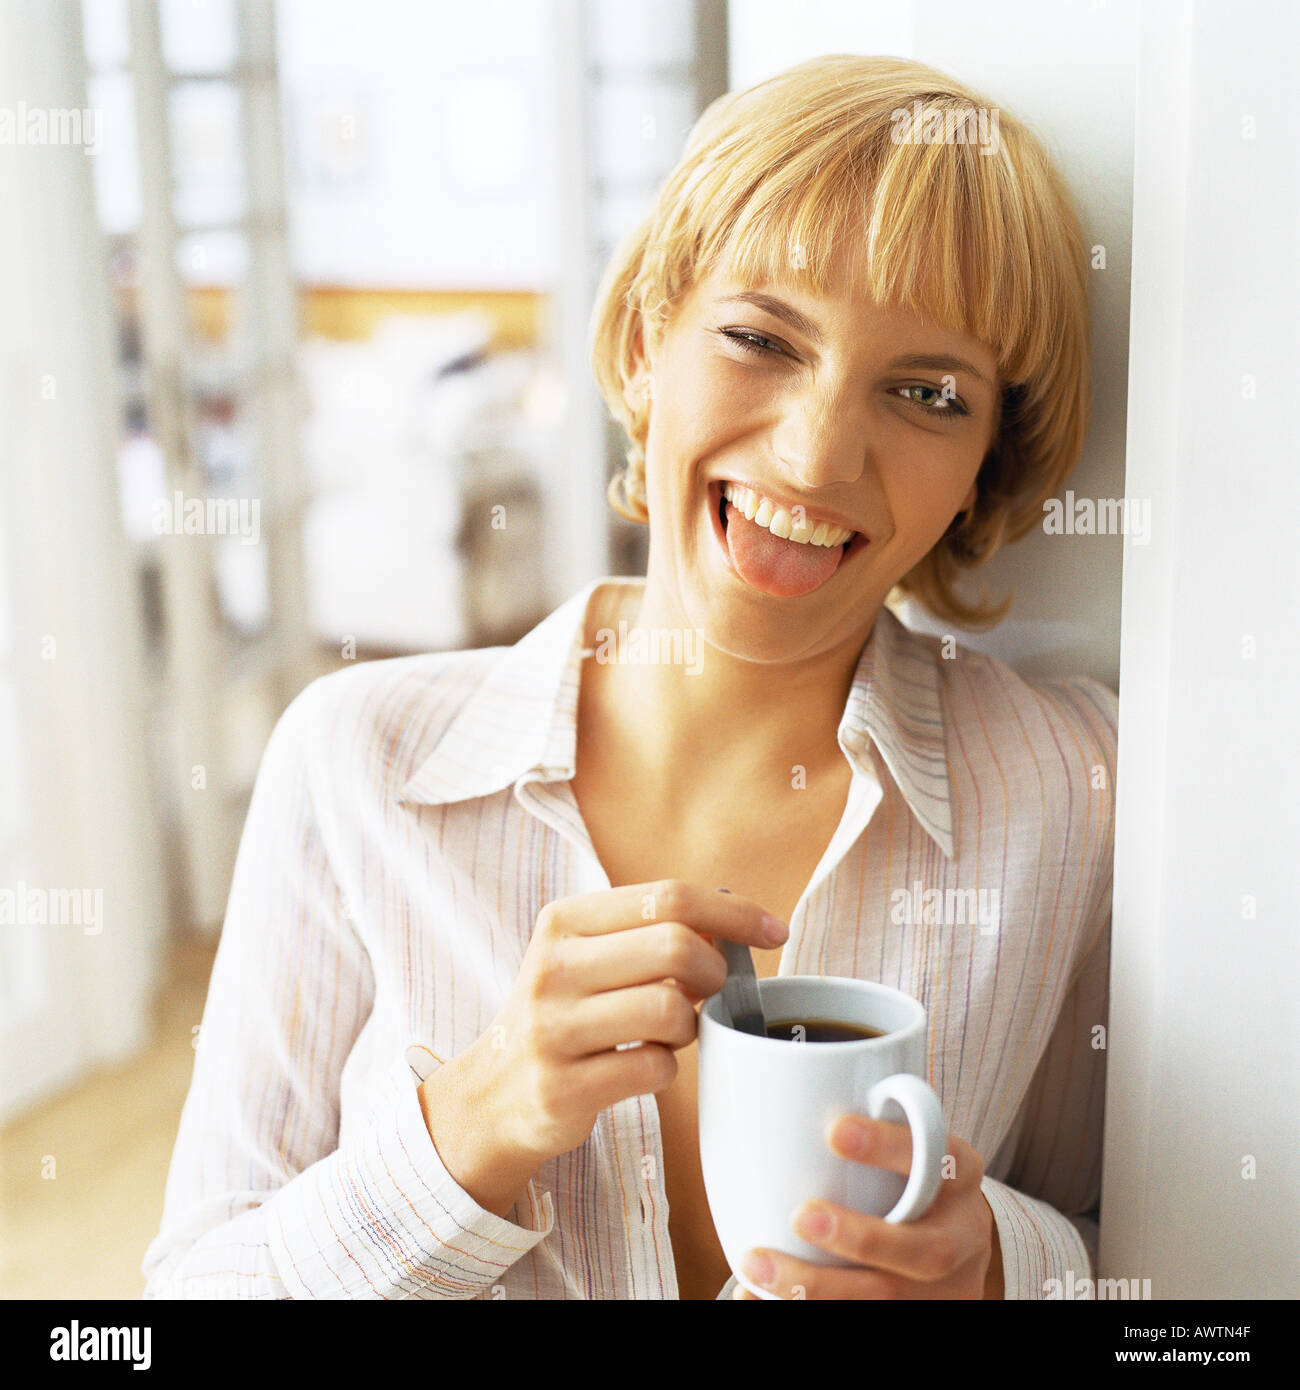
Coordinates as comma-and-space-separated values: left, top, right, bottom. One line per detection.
141, 574, 1118, 1300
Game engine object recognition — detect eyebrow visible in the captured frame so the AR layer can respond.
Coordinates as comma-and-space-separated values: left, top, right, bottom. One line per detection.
888, 352, 995, 389
716, 291, 826, 346
714, 291, 996, 389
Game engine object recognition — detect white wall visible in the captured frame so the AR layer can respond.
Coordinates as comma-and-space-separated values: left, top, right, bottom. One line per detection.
1101, 0, 1300, 1298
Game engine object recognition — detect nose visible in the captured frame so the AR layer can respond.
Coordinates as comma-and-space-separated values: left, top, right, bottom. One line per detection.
769, 378, 870, 489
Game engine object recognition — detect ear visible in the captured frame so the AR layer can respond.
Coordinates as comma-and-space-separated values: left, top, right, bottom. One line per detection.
621, 312, 659, 412
622, 368, 649, 413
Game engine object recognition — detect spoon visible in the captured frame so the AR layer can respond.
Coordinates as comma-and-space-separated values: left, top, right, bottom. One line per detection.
717, 889, 768, 1037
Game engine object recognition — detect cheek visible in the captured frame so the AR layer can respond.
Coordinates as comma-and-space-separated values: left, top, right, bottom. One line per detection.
874, 441, 984, 545
882, 430, 983, 502
645, 362, 747, 483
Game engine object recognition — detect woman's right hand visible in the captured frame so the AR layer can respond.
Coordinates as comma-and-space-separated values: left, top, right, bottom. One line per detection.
417, 880, 788, 1218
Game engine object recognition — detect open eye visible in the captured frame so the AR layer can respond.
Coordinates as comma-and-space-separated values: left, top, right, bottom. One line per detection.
898, 384, 970, 420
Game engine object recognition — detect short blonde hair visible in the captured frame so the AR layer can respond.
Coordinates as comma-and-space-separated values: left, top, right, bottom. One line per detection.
588, 54, 1091, 628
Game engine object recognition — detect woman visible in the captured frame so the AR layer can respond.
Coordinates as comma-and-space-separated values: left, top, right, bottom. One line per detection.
143, 55, 1116, 1300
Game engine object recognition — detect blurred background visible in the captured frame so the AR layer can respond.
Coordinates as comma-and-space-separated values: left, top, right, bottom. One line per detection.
1, 0, 1294, 1302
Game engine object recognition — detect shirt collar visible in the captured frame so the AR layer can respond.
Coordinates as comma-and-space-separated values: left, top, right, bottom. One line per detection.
398, 576, 954, 859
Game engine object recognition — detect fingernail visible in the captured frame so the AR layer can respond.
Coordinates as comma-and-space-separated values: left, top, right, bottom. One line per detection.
743, 1252, 775, 1288
833, 1115, 872, 1155
795, 1205, 832, 1239
762, 915, 789, 944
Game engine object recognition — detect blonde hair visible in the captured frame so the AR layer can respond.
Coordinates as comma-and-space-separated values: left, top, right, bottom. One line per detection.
588, 54, 1091, 628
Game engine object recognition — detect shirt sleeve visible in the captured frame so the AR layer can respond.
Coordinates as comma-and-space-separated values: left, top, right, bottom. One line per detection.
978, 673, 1116, 1300
141, 678, 554, 1299
980, 906, 1110, 1298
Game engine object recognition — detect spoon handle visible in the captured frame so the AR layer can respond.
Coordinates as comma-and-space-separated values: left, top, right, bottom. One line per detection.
716, 889, 767, 1036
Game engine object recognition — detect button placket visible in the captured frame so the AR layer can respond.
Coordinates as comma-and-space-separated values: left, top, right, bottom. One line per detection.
512, 774, 676, 1296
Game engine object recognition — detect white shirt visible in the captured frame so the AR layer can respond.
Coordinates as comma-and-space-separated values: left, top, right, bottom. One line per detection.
142, 575, 1118, 1299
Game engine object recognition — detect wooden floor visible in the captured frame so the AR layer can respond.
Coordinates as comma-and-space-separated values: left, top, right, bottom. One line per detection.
0, 931, 218, 1300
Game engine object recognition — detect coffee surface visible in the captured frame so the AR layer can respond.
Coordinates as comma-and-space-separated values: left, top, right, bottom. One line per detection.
762, 1017, 886, 1042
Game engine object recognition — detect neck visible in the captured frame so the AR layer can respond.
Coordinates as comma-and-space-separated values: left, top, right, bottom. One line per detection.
581, 576, 876, 802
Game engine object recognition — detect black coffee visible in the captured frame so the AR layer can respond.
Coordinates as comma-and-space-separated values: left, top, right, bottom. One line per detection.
764, 1017, 886, 1043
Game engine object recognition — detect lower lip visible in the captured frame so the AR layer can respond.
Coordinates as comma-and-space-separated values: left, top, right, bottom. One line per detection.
706, 481, 867, 592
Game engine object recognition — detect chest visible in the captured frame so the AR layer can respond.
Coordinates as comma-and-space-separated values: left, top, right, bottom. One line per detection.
573, 761, 849, 932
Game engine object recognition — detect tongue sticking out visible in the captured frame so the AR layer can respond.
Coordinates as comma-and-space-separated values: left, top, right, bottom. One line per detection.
724, 499, 847, 597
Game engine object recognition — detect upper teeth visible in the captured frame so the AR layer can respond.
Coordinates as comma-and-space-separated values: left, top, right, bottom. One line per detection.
722, 483, 855, 547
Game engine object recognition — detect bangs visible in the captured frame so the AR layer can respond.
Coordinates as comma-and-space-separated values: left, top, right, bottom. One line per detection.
661, 97, 1065, 390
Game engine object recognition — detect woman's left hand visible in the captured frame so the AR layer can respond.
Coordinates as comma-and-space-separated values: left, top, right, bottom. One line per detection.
734, 1114, 1003, 1300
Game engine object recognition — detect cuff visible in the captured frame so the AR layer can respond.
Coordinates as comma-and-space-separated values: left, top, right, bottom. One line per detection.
268, 1061, 553, 1298
980, 1175, 1091, 1300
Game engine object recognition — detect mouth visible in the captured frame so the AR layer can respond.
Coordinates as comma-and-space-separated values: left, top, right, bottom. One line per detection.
708, 480, 868, 597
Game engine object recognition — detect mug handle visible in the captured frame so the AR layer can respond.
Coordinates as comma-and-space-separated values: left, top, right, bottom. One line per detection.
862, 1073, 947, 1223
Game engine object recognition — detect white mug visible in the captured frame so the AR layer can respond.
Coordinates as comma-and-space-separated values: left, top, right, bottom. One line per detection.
698, 975, 948, 1299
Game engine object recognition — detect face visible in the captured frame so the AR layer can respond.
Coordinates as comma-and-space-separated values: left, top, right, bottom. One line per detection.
627, 255, 1002, 665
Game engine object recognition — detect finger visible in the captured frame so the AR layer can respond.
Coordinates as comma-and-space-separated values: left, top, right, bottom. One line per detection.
555, 921, 728, 999
790, 1198, 984, 1283
540, 981, 699, 1057
751, 1253, 984, 1301
741, 1248, 898, 1301
545, 880, 787, 949
559, 1040, 679, 1114
826, 1113, 915, 1177
828, 1118, 984, 1199
829, 1120, 983, 1192
937, 1135, 985, 1192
